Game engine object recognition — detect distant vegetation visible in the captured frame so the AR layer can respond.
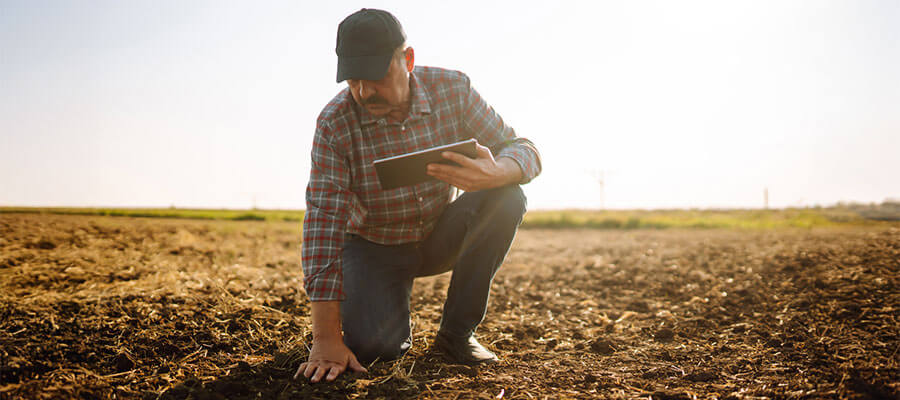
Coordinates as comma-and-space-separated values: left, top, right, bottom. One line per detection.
3, 203, 898, 229
834, 200, 900, 222
0, 207, 303, 222
521, 207, 892, 229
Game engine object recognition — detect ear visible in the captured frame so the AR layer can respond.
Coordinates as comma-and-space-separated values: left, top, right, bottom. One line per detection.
404, 47, 415, 72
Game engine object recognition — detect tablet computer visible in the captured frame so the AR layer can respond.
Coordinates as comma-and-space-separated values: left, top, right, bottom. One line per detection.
373, 139, 478, 190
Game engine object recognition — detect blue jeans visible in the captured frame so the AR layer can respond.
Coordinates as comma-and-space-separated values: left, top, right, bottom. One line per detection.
340, 185, 527, 363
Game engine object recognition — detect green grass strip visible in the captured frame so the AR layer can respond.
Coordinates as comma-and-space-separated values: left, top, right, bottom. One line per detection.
3, 206, 896, 230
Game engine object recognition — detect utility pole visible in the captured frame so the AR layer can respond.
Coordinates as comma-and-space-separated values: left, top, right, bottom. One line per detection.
587, 169, 606, 210
763, 187, 769, 209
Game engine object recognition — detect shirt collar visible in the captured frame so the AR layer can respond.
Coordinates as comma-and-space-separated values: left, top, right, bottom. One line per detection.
357, 69, 432, 126
407, 70, 432, 116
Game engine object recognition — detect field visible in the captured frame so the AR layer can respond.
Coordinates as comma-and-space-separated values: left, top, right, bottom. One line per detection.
3, 204, 897, 229
1, 213, 898, 399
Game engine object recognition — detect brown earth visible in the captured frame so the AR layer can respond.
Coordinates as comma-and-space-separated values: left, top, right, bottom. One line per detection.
0, 214, 898, 399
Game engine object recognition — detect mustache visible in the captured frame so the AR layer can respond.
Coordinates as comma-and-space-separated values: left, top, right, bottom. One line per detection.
361, 95, 389, 106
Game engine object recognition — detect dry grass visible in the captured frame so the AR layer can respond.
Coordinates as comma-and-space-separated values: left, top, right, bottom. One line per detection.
1, 214, 898, 399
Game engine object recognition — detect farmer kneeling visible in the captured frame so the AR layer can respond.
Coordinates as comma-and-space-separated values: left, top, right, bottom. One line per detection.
295, 8, 542, 383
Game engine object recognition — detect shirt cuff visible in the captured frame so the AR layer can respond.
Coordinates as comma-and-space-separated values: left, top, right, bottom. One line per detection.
302, 263, 345, 302
497, 145, 541, 184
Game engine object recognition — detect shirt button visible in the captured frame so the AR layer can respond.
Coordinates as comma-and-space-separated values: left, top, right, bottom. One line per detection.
401, 125, 406, 131
378, 119, 386, 125
418, 197, 423, 202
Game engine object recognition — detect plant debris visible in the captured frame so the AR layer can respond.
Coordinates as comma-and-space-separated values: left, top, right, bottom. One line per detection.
1, 214, 898, 399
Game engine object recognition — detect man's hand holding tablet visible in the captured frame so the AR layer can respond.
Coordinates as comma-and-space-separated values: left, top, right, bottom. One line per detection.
427, 141, 524, 192
373, 139, 478, 190
373, 139, 523, 191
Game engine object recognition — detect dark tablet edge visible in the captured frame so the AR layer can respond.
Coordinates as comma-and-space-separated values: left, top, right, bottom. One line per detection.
372, 138, 477, 165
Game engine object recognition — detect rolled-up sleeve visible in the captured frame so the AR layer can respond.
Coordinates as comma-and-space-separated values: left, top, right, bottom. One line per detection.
458, 73, 542, 184
302, 120, 355, 302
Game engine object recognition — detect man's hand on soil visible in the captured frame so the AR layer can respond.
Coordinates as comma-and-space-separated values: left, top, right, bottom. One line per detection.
426, 142, 522, 191
294, 338, 366, 383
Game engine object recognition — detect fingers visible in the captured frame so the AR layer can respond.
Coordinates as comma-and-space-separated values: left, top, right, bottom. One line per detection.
428, 164, 464, 182
450, 142, 490, 161
311, 364, 329, 383
294, 362, 307, 379
302, 362, 316, 379
475, 143, 492, 159
295, 361, 328, 382
296, 360, 365, 383
325, 364, 345, 381
427, 166, 470, 190
348, 355, 367, 372
441, 151, 477, 168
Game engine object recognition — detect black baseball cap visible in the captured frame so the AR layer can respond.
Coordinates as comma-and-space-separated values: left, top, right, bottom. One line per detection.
335, 8, 406, 83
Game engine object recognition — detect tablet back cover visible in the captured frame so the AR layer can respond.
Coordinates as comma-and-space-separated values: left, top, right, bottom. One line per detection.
373, 139, 477, 190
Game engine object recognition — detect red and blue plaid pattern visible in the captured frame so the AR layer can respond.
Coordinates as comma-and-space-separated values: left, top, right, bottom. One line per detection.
302, 66, 541, 302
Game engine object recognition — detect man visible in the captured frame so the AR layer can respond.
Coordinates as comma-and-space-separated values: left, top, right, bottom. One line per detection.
295, 8, 541, 383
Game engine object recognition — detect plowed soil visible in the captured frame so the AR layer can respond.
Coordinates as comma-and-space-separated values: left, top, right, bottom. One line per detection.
1, 214, 898, 399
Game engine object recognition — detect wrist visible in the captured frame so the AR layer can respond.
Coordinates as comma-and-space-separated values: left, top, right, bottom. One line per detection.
310, 300, 343, 343
312, 333, 344, 344
497, 157, 523, 186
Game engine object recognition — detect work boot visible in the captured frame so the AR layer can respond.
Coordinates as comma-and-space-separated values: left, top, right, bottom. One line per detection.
434, 333, 499, 365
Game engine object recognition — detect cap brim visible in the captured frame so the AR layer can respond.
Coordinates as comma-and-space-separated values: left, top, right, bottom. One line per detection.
336, 53, 393, 83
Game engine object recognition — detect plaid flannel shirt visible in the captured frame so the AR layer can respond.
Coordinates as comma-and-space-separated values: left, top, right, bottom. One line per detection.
302, 66, 541, 302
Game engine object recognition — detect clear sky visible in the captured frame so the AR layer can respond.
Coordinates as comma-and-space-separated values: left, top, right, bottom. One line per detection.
1, 0, 898, 209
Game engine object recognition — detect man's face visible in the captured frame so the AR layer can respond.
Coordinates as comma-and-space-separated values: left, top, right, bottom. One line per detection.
347, 50, 411, 117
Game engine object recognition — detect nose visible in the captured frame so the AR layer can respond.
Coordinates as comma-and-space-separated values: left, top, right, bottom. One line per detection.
358, 80, 375, 99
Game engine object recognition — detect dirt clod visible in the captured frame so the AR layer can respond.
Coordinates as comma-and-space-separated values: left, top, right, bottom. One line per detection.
1, 214, 898, 399
590, 339, 617, 355
653, 327, 675, 342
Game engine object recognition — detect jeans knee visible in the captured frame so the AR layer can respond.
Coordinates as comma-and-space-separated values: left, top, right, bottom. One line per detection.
490, 185, 527, 224
345, 333, 410, 364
